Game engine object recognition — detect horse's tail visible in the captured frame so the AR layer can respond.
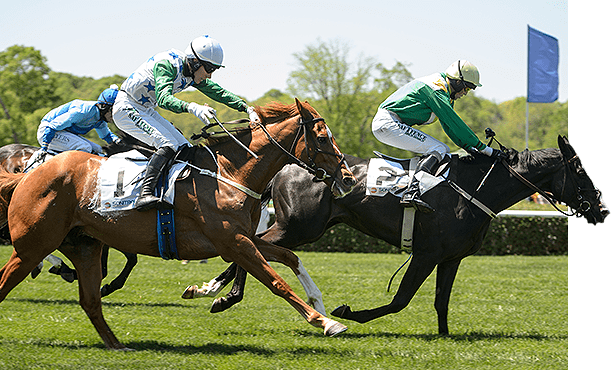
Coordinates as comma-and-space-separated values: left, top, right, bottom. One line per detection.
0, 168, 27, 225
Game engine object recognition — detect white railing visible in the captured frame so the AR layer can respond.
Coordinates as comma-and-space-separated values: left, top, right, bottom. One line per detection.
498, 210, 565, 218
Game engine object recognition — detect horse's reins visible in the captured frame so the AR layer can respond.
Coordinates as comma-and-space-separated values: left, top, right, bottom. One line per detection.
256, 116, 346, 183
189, 115, 346, 199
468, 132, 592, 218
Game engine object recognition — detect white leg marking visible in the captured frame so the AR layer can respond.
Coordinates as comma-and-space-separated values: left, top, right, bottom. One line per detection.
295, 259, 326, 316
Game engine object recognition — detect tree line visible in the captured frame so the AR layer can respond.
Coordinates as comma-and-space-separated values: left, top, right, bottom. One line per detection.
0, 42, 567, 159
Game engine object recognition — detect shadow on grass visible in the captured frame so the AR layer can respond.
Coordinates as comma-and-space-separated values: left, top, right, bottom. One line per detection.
292, 329, 567, 341
7, 297, 191, 308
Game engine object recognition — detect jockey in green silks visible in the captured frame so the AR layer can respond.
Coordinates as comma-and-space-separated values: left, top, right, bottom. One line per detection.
371, 60, 506, 213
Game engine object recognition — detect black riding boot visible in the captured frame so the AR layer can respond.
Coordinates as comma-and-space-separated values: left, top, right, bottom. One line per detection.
401, 153, 440, 213
135, 146, 176, 211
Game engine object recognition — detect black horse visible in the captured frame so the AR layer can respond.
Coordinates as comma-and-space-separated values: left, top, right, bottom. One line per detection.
0, 142, 140, 297
191, 135, 608, 334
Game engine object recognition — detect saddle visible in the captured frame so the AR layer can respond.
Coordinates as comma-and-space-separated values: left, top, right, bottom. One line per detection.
366, 152, 453, 198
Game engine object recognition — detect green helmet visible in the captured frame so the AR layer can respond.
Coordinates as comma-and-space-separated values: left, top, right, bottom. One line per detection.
445, 60, 482, 88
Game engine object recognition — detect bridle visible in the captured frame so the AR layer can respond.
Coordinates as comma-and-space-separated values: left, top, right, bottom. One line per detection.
483, 132, 600, 218
256, 116, 346, 183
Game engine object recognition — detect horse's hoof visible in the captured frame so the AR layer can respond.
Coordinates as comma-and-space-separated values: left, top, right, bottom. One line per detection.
181, 285, 197, 299
210, 297, 228, 313
331, 304, 350, 318
324, 320, 348, 337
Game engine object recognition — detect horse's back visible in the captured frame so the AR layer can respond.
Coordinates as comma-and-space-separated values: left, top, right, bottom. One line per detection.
8, 151, 104, 228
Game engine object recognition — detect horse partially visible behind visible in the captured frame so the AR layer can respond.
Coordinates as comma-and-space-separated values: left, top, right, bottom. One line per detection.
0, 99, 356, 349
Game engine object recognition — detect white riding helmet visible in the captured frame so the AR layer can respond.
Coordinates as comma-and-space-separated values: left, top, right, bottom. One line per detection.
186, 35, 224, 68
445, 60, 482, 88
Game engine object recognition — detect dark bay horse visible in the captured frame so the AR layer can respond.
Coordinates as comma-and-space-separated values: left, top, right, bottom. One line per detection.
0, 143, 138, 296
0, 99, 357, 349
187, 135, 608, 334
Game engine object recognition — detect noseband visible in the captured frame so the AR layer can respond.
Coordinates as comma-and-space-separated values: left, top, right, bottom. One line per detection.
257, 117, 346, 183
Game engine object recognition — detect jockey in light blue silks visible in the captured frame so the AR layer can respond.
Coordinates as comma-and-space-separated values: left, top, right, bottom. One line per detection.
113, 35, 260, 211
25, 85, 121, 281
26, 85, 122, 169
371, 60, 507, 213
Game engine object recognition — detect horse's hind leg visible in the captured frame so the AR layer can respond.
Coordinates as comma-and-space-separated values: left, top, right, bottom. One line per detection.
101, 251, 138, 297
0, 249, 45, 301
59, 239, 128, 350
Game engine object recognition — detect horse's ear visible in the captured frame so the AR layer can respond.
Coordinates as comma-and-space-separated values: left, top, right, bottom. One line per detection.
295, 98, 314, 121
558, 135, 576, 160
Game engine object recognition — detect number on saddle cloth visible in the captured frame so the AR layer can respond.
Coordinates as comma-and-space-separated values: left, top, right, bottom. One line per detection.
366, 152, 453, 198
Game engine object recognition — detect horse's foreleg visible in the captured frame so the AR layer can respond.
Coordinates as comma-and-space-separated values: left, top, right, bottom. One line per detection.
228, 234, 346, 336
181, 263, 238, 299
59, 241, 129, 350
434, 259, 461, 335
331, 258, 437, 324
101, 251, 138, 297
254, 237, 326, 315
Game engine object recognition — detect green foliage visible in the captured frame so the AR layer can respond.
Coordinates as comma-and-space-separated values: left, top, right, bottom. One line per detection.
290, 213, 567, 256
0, 43, 567, 158
0, 247, 567, 369
0, 45, 60, 144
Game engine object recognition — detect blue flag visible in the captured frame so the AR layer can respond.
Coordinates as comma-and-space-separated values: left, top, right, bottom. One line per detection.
527, 25, 559, 103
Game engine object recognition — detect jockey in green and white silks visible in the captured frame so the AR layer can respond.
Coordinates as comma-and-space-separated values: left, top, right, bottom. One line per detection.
113, 35, 259, 211
372, 60, 506, 213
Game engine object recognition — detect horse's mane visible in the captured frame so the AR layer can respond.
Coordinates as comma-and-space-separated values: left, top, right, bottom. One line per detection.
202, 101, 311, 147
254, 101, 301, 125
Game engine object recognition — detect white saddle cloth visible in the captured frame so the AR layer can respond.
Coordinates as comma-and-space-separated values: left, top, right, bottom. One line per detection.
98, 150, 187, 213
365, 157, 449, 197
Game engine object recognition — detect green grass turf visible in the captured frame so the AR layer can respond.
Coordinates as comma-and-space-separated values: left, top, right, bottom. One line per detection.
0, 246, 567, 369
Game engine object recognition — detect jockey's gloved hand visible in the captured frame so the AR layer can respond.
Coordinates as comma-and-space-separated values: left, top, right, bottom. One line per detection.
479, 146, 508, 161
188, 102, 216, 123
112, 137, 122, 145
247, 106, 260, 123
491, 149, 508, 161
33, 149, 47, 163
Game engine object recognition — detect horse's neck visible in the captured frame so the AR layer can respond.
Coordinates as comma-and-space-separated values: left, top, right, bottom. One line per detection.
458, 148, 563, 214
201, 120, 299, 195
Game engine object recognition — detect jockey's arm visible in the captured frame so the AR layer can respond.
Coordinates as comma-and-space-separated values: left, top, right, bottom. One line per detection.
425, 91, 487, 152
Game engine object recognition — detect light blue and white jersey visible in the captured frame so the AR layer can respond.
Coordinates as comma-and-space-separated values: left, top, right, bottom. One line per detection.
40, 100, 117, 145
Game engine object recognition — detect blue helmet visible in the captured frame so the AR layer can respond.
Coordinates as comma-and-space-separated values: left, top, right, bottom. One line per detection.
98, 84, 119, 105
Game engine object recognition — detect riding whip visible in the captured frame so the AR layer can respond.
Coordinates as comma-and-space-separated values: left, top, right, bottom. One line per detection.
211, 115, 258, 159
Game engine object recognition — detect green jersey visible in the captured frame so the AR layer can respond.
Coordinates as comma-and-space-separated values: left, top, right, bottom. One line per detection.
380, 72, 486, 151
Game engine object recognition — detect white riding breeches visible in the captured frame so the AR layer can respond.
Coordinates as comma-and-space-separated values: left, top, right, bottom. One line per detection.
371, 108, 449, 161
37, 126, 104, 154
112, 91, 189, 151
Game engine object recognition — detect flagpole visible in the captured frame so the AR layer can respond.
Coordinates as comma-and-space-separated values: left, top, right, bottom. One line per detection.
525, 101, 529, 150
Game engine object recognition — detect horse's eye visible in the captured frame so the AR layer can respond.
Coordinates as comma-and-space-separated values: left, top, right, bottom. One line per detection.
317, 136, 327, 144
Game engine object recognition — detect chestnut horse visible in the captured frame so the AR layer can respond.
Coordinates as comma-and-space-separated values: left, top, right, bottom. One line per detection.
0, 99, 356, 350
